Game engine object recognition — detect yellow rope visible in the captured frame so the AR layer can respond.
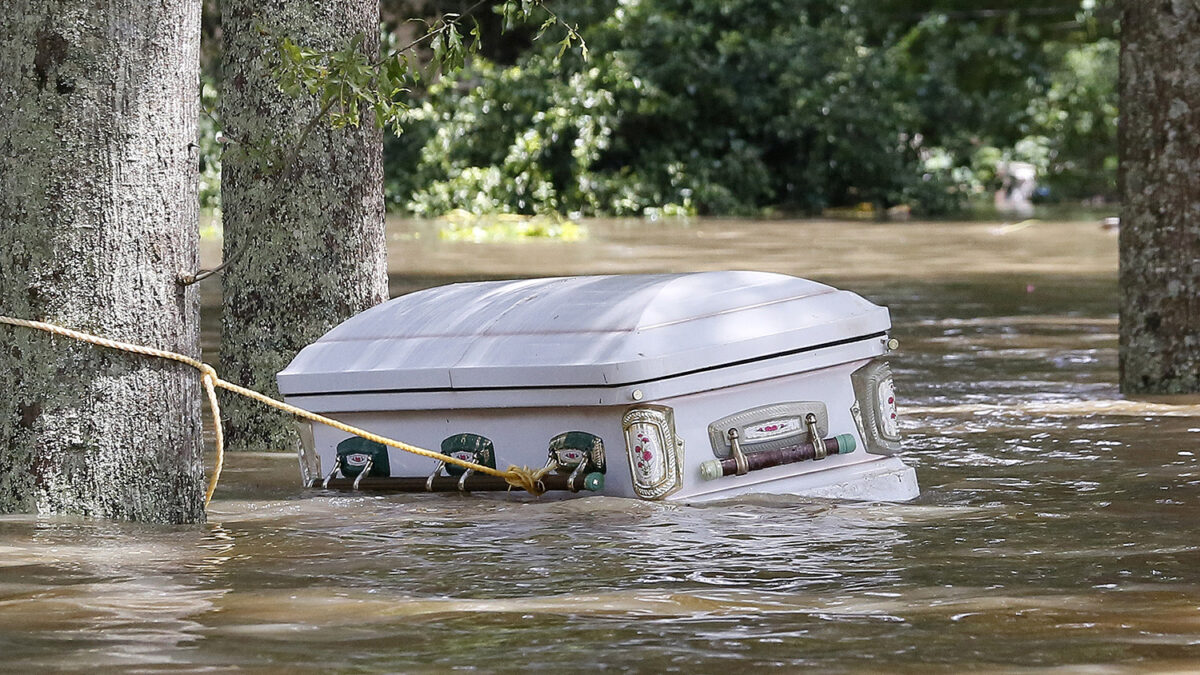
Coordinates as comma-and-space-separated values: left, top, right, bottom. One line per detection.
0, 315, 553, 503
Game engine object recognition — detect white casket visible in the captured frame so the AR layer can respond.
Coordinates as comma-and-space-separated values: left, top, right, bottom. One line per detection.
277, 271, 918, 502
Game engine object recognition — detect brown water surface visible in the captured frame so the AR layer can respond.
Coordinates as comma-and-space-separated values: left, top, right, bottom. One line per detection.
6, 217, 1200, 672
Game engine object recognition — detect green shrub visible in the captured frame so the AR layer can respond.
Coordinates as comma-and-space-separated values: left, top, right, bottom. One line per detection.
391, 0, 950, 216
1026, 38, 1118, 199
381, 1, 1120, 216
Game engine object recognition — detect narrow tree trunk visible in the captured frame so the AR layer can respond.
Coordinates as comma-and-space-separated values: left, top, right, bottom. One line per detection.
1119, 2, 1200, 394
0, 1, 206, 522
219, 0, 387, 452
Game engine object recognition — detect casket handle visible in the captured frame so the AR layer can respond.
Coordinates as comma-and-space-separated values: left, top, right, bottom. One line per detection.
727, 428, 750, 476
806, 413, 827, 460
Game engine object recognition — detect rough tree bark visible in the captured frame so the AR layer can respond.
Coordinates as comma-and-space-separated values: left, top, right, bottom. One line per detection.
1119, 2, 1200, 394
220, 0, 387, 452
0, 1, 206, 522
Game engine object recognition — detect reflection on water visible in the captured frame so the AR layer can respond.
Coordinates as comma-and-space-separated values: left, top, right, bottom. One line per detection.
7, 218, 1200, 671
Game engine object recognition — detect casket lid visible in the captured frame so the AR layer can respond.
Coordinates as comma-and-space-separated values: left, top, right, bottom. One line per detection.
277, 271, 890, 395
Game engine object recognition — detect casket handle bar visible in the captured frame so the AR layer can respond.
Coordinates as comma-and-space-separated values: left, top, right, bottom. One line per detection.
311, 473, 605, 493
699, 433, 857, 481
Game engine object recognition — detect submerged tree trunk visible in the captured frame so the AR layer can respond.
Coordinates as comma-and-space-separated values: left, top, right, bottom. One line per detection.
0, 1, 206, 522
1118, 2, 1200, 394
220, 0, 387, 452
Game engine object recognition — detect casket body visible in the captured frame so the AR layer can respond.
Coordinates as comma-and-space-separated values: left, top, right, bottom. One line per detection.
277, 271, 919, 502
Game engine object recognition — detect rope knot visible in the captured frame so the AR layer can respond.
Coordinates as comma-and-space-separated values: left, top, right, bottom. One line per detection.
503, 465, 554, 497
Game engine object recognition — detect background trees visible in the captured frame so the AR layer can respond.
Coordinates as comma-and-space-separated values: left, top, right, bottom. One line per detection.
382, 0, 1119, 217
0, 0, 206, 522
396, 1, 927, 217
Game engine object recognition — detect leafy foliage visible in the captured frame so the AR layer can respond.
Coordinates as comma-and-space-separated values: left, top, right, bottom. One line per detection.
385, 0, 1118, 217
1025, 38, 1118, 198
874, 0, 1119, 204
272, 1, 583, 137
391, 1, 933, 216
436, 210, 586, 241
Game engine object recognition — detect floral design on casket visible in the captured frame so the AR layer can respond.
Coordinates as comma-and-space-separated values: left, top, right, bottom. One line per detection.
622, 406, 684, 500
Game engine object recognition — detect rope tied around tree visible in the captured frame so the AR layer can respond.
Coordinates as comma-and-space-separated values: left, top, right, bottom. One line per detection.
0, 316, 554, 505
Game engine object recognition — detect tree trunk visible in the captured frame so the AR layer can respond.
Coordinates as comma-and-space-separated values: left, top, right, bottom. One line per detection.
1118, 2, 1200, 394
219, 0, 387, 452
0, 1, 206, 522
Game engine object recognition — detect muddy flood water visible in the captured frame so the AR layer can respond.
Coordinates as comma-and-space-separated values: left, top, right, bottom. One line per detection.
4, 217, 1200, 672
